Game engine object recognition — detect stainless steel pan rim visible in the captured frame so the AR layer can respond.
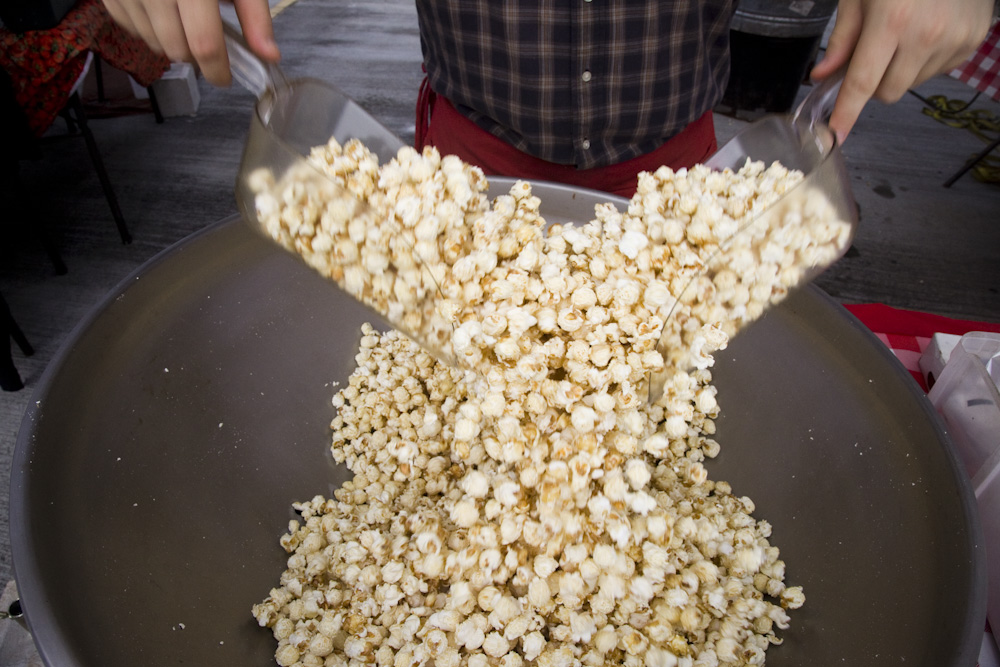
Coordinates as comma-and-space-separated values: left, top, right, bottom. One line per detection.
9, 184, 986, 666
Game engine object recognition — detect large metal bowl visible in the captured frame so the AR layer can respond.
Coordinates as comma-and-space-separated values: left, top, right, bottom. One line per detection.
9, 178, 986, 666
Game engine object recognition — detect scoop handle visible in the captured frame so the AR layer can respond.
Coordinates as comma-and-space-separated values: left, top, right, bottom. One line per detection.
793, 69, 845, 132
222, 20, 289, 98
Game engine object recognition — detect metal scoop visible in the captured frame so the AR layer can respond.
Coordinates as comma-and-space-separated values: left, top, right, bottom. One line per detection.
648, 73, 858, 402
223, 23, 459, 364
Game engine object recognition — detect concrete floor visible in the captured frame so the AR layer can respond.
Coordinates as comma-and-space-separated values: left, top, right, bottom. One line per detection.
1, 0, 998, 642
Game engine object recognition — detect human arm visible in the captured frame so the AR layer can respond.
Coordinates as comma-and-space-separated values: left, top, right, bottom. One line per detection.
100, 0, 280, 86
811, 0, 994, 143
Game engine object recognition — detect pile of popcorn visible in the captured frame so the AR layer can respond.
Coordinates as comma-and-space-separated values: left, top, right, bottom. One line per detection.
246, 140, 844, 667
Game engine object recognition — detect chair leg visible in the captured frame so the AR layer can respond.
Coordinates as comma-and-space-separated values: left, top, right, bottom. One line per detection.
147, 85, 165, 124
95, 56, 106, 102
0, 293, 33, 392
0, 345, 24, 392
66, 93, 132, 244
2, 157, 68, 274
35, 226, 69, 275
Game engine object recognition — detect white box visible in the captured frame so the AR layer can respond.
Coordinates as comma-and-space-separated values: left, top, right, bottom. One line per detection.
145, 63, 201, 117
918, 332, 962, 389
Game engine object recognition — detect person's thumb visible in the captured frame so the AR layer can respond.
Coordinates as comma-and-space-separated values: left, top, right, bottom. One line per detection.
811, 1, 861, 80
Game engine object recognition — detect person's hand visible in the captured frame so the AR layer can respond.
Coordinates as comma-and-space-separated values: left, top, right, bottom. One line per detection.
811, 0, 993, 143
101, 0, 280, 86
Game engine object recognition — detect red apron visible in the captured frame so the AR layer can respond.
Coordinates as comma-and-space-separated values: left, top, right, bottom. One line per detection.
415, 78, 718, 198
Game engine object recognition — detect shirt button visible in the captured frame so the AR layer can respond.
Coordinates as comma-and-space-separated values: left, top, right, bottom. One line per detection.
581, 70, 592, 83
582, 139, 591, 150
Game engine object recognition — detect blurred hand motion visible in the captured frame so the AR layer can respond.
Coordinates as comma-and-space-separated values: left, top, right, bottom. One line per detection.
101, 0, 280, 85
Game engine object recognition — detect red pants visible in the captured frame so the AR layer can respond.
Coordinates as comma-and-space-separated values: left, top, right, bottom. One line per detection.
415, 79, 718, 198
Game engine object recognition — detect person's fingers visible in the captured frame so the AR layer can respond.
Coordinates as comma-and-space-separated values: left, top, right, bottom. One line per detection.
816, 0, 994, 143
906, 49, 964, 95
102, 0, 140, 36
871, 46, 956, 105
869, 50, 925, 104
142, 0, 193, 63
899, 3, 990, 92
176, 0, 231, 85
120, 1, 166, 55
102, 0, 282, 87
827, 21, 899, 143
810, 0, 862, 80
102, 0, 165, 55
233, 0, 281, 62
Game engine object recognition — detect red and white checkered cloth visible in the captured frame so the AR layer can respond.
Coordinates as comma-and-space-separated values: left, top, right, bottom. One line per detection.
950, 18, 1000, 102
844, 303, 1000, 392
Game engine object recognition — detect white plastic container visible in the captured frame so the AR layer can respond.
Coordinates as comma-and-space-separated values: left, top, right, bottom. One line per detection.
925, 332, 1000, 648
927, 332, 1000, 483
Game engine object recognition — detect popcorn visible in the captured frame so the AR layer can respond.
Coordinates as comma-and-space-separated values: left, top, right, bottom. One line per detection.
645, 164, 852, 392
248, 142, 834, 667
253, 325, 802, 666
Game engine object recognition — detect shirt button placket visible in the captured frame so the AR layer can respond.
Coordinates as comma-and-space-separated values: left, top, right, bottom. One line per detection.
580, 71, 592, 151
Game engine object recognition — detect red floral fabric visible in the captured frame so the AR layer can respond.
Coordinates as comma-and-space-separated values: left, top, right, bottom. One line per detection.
0, 0, 170, 135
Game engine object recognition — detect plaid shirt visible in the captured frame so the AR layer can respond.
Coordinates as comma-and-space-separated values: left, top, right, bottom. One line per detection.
416, 0, 736, 169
